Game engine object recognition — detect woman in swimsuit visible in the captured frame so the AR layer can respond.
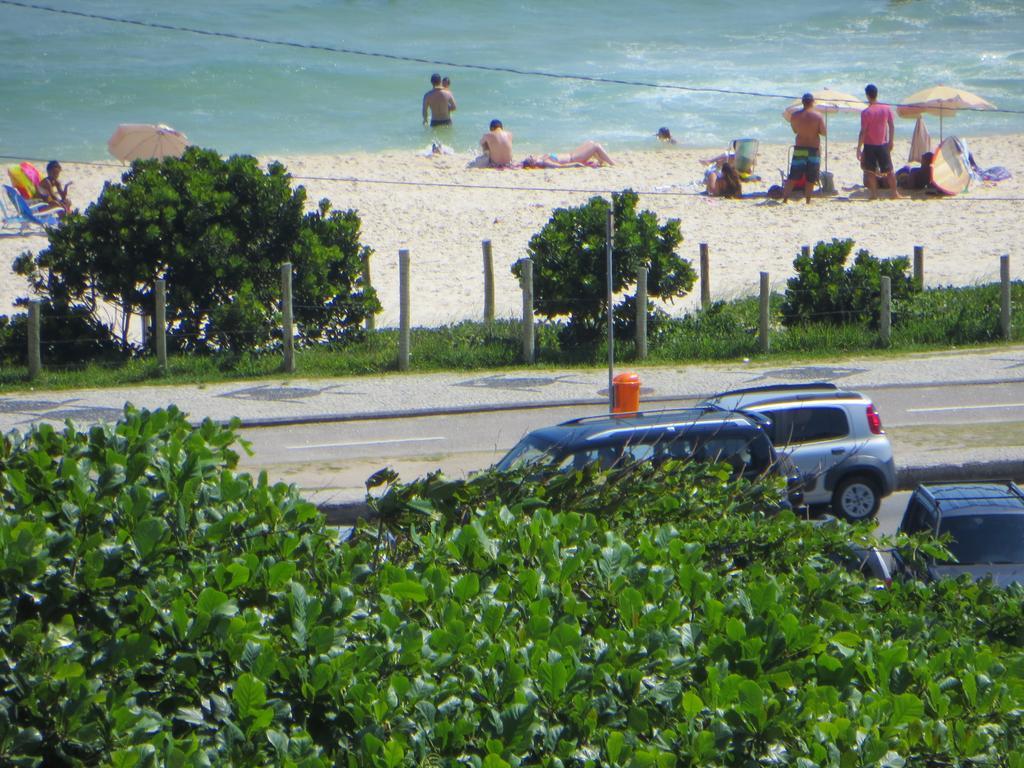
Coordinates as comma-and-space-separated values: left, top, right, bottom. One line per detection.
522, 140, 615, 168
36, 160, 72, 214
704, 162, 742, 198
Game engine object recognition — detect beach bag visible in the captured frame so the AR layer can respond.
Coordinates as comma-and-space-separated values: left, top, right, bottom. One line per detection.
819, 171, 835, 195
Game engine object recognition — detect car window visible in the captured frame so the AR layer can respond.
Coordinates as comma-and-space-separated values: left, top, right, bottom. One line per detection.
762, 406, 848, 445
937, 514, 1024, 564
553, 432, 771, 478
902, 496, 932, 533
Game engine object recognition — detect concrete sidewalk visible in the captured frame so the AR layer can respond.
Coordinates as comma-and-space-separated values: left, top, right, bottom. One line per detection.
3, 345, 1024, 432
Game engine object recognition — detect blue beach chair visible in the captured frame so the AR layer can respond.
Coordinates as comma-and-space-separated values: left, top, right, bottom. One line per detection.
2, 185, 61, 232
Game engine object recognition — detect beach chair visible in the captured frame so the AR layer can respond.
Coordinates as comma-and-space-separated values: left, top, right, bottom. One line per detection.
731, 138, 759, 178
779, 146, 835, 197
2, 185, 61, 232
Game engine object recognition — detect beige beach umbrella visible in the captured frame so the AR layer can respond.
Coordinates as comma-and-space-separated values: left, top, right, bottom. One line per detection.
108, 123, 189, 162
782, 88, 866, 173
896, 85, 996, 141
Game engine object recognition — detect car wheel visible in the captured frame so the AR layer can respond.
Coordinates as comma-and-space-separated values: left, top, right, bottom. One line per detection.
833, 475, 880, 522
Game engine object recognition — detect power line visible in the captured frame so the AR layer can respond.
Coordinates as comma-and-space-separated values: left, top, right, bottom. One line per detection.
3, 0, 1023, 115
2, 155, 1021, 202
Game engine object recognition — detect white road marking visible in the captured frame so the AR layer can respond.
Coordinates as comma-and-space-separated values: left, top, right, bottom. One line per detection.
906, 402, 1024, 413
287, 436, 446, 450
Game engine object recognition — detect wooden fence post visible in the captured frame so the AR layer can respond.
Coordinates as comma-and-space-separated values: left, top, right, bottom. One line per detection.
281, 263, 295, 373
399, 249, 411, 371
880, 276, 891, 347
520, 258, 534, 364
759, 272, 770, 354
1001, 254, 1012, 341
155, 278, 167, 374
27, 300, 41, 380
482, 240, 495, 325
363, 252, 375, 332
914, 245, 924, 291
636, 266, 648, 360
700, 243, 710, 310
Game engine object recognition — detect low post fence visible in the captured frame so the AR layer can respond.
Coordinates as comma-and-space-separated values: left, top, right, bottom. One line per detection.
15, 249, 1019, 378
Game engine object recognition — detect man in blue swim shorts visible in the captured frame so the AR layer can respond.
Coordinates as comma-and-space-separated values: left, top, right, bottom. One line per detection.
782, 93, 826, 204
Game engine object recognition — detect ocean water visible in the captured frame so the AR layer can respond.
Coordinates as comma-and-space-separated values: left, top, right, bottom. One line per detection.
2, 0, 1023, 161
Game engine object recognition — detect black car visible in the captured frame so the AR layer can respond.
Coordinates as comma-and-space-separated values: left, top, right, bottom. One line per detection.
893, 482, 1024, 587
495, 407, 805, 509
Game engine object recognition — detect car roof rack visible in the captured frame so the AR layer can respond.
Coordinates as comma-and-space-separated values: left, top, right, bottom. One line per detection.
725, 390, 866, 407
556, 404, 753, 428
707, 382, 839, 400
920, 482, 1024, 508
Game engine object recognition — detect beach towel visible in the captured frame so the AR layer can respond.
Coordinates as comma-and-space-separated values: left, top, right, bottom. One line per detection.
964, 149, 1012, 182
908, 116, 931, 164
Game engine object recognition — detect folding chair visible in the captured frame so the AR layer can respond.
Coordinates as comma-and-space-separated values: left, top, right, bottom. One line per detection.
2, 185, 60, 232
730, 138, 760, 178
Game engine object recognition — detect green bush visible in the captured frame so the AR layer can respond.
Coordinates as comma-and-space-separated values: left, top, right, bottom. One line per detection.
13, 148, 379, 354
0, 302, 123, 367
513, 190, 695, 346
3, 409, 1023, 765
780, 238, 916, 328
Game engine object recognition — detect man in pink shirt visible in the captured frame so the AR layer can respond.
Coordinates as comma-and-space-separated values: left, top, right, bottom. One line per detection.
857, 84, 900, 200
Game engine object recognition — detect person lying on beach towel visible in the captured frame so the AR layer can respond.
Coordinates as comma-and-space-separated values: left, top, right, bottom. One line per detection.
522, 141, 615, 168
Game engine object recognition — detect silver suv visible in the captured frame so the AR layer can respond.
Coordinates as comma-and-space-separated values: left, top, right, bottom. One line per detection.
702, 383, 896, 521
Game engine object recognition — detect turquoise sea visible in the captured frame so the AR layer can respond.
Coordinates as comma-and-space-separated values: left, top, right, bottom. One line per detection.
2, 0, 1023, 161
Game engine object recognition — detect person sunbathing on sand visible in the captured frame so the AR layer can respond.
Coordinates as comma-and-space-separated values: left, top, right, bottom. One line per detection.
522, 141, 615, 168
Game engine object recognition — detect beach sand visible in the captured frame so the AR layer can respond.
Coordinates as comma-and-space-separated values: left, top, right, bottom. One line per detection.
2, 135, 1020, 328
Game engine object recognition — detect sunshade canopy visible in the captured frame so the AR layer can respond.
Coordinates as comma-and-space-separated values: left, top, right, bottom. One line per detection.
108, 123, 189, 162
896, 85, 996, 119
782, 88, 866, 120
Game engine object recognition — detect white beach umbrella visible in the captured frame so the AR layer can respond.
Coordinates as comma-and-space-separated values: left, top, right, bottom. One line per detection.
108, 123, 189, 162
782, 88, 866, 173
896, 85, 996, 141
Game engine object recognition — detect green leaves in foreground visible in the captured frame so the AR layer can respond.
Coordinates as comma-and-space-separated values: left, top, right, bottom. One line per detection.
1, 407, 1023, 766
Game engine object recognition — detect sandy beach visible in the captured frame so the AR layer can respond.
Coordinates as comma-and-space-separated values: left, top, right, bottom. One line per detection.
2, 134, 1020, 329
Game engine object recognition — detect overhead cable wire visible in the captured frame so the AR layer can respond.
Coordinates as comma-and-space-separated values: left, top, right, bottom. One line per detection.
3, 0, 1024, 115
2, 155, 1022, 201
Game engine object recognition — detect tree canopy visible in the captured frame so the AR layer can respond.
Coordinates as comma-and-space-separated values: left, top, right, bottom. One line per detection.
513, 190, 695, 344
14, 147, 379, 354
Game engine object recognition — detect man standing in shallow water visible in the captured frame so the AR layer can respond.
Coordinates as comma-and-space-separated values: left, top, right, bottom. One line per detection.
857, 83, 901, 200
422, 73, 456, 127
782, 93, 826, 204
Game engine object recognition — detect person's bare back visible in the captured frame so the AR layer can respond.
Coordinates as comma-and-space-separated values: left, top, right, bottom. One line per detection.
422, 73, 456, 125
480, 120, 514, 167
790, 106, 826, 149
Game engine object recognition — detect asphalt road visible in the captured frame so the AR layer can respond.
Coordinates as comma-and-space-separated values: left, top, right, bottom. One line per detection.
237, 380, 1024, 503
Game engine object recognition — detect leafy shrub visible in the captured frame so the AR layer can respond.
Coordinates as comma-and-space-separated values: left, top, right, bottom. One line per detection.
780, 238, 916, 327
3, 409, 1023, 765
0, 302, 123, 366
13, 148, 379, 354
895, 283, 1013, 345
513, 190, 695, 346
652, 299, 760, 360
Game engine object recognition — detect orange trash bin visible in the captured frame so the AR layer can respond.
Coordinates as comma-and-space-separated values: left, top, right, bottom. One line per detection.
612, 372, 641, 414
